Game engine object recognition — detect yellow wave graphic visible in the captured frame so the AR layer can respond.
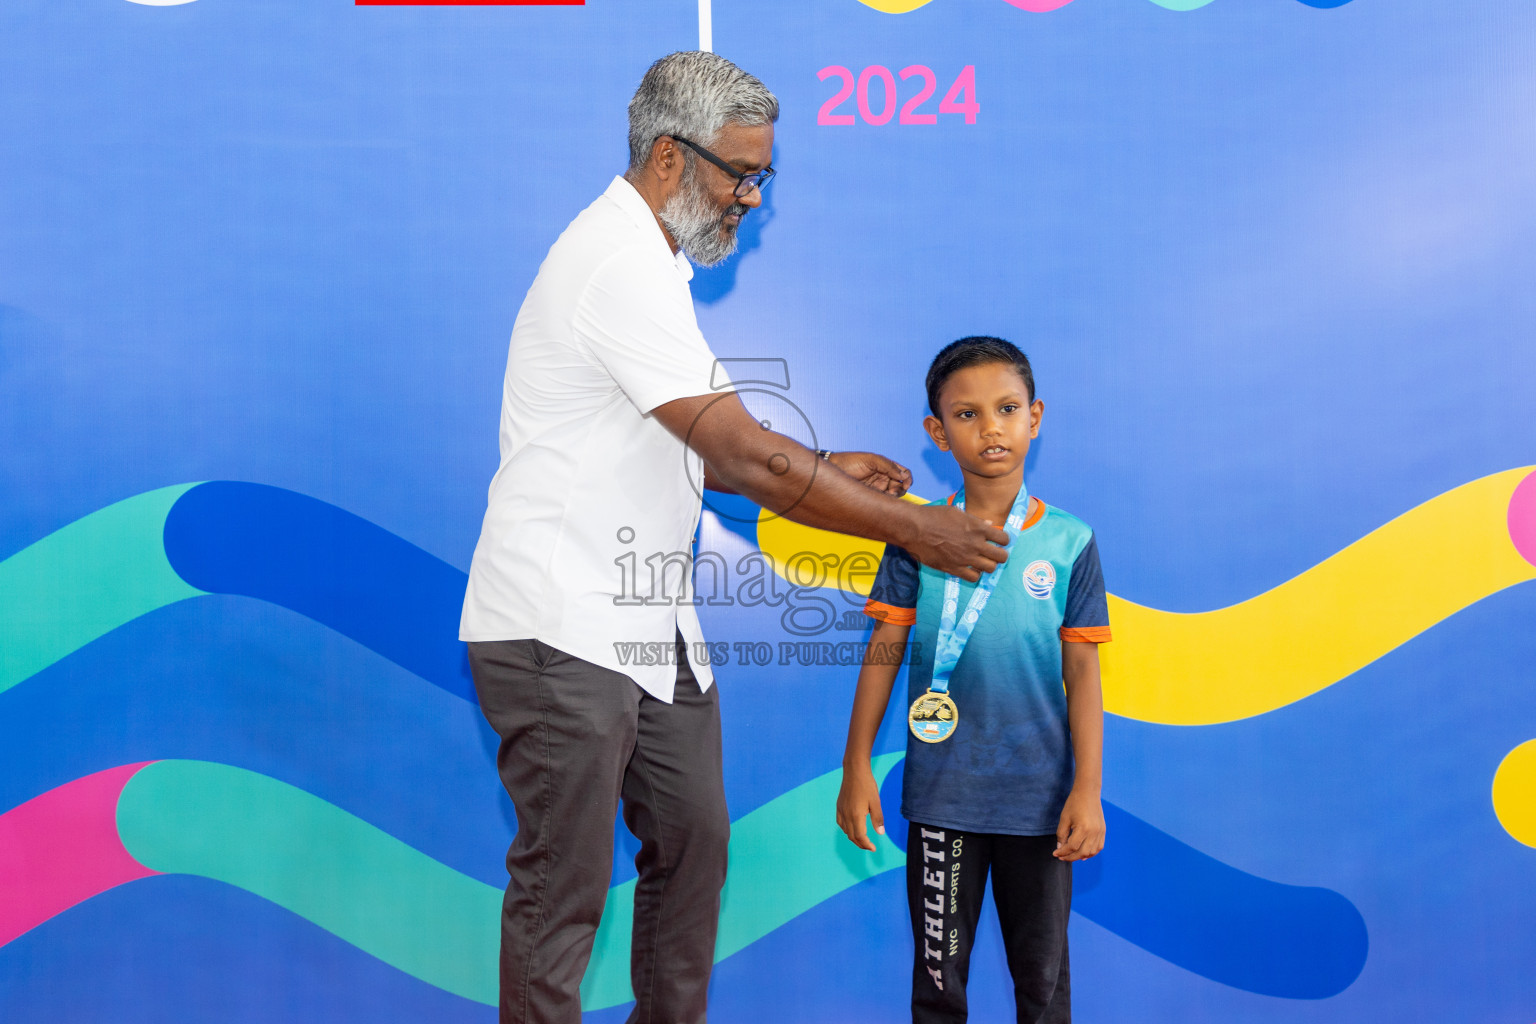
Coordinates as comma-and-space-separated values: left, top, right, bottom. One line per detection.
855, 0, 938, 10
754, 468, 1536, 726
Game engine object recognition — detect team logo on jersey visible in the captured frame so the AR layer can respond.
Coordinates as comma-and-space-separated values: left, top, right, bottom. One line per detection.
1023, 560, 1056, 599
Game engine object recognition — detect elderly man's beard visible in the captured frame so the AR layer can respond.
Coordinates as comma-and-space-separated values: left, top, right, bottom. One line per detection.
658, 171, 749, 267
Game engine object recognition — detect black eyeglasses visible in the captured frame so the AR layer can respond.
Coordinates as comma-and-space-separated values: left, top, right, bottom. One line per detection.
669, 136, 776, 198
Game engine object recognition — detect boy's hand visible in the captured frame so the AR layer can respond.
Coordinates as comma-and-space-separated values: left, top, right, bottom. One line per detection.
836, 762, 887, 852
1054, 789, 1106, 861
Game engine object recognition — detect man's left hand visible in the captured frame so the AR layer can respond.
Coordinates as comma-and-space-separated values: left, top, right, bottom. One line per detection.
827, 451, 912, 497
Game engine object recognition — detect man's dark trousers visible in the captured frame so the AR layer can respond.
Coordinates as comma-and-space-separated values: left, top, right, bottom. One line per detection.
469, 635, 729, 1024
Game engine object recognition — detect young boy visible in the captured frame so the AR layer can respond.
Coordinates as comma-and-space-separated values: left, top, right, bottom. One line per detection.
836, 336, 1110, 1024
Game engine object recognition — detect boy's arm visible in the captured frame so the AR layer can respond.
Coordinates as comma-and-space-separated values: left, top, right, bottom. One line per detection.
1055, 640, 1107, 861
837, 617, 911, 852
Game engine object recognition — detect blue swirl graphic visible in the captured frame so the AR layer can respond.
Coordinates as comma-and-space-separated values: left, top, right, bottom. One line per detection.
163, 483, 476, 704
881, 765, 1367, 998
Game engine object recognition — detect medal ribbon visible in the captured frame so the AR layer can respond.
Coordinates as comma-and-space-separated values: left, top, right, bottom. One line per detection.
928, 484, 1031, 696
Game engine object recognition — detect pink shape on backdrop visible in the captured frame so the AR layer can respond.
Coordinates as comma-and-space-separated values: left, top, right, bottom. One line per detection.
1001, 0, 1078, 10
0, 762, 159, 947
1510, 470, 1536, 568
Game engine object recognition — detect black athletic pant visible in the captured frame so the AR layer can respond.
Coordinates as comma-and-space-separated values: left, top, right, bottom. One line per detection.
908, 823, 1072, 1024
468, 635, 729, 1024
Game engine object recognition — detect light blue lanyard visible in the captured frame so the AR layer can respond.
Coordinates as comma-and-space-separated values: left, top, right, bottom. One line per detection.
929, 484, 1030, 695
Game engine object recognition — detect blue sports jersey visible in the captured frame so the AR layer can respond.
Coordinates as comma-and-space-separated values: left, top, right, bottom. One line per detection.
865, 494, 1111, 835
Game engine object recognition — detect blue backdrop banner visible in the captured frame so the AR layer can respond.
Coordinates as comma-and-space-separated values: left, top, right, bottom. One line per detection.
2, 0, 1534, 1021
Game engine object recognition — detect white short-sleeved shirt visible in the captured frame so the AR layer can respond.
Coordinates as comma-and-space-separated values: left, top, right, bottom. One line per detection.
460, 176, 730, 701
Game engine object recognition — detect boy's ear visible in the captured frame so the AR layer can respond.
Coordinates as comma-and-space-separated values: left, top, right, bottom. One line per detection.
1029, 399, 1044, 439
923, 414, 950, 451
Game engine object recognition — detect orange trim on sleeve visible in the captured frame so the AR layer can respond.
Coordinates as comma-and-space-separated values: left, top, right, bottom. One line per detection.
1060, 625, 1112, 644
864, 600, 917, 626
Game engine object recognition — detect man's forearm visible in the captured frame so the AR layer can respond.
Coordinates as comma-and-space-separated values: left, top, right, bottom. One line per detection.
706, 432, 921, 546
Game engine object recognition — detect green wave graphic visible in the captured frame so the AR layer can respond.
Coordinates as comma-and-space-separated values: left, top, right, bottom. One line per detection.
0, 485, 204, 694
116, 755, 907, 1010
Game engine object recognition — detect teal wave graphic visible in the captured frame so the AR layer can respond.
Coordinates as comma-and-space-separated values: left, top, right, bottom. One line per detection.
1, 482, 471, 701
111, 756, 905, 1010
0, 485, 204, 694
583, 752, 907, 1007
119, 759, 500, 1004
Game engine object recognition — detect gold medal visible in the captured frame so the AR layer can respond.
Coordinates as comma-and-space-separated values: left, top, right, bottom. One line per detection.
908, 689, 959, 743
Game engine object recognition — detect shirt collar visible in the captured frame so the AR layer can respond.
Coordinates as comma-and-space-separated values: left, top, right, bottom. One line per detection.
604, 175, 694, 282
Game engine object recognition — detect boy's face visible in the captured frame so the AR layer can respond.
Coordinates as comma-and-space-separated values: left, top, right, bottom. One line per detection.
923, 362, 1044, 481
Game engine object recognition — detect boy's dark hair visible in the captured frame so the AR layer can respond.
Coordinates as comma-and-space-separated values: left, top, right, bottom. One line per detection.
925, 336, 1036, 416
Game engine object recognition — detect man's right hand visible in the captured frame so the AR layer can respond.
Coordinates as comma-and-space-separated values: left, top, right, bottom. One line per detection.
901, 503, 1011, 582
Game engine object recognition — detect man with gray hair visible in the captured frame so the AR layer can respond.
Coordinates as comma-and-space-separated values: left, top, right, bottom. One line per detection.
461, 51, 1010, 1023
